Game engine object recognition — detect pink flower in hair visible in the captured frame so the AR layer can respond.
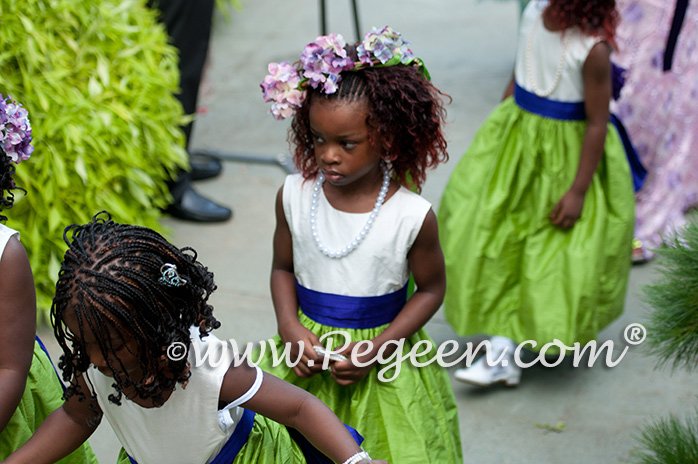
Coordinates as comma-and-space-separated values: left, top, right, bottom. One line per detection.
260, 62, 305, 120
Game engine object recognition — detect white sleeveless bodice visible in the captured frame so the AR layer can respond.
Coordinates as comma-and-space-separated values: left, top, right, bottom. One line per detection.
88, 328, 262, 464
515, 0, 603, 102
283, 173, 432, 297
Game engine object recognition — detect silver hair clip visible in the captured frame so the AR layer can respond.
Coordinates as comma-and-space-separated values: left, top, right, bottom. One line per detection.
159, 264, 188, 287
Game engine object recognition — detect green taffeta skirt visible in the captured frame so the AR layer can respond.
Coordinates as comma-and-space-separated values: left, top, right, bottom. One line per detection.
438, 97, 635, 349
0, 341, 98, 463
256, 312, 463, 464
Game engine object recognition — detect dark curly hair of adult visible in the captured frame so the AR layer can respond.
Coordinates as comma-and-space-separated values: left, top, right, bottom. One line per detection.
0, 146, 25, 222
544, 0, 619, 48
51, 211, 220, 409
290, 47, 449, 192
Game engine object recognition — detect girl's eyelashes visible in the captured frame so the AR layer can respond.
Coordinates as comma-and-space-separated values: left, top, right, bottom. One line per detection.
310, 132, 358, 149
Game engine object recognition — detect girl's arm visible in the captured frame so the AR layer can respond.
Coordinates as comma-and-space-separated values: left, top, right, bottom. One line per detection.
0, 237, 36, 434
4, 374, 102, 463
550, 41, 612, 229
331, 209, 445, 385
271, 187, 323, 378
220, 363, 387, 464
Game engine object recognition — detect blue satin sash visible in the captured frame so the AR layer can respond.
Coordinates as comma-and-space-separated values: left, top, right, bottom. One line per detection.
127, 409, 363, 464
286, 424, 364, 464
127, 408, 255, 464
514, 83, 647, 191
296, 281, 408, 329
514, 83, 586, 120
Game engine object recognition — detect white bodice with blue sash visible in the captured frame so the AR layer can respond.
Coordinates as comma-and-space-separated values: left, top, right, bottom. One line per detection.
88, 328, 263, 464
514, 0, 645, 190
283, 173, 431, 329
92, 328, 364, 464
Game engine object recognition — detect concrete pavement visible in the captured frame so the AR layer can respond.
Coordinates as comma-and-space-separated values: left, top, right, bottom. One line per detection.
37, 0, 695, 462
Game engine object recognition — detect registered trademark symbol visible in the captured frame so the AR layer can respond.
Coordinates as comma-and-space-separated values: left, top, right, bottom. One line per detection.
624, 323, 647, 345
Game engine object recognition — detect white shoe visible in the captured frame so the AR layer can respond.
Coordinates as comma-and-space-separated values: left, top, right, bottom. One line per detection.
454, 336, 521, 387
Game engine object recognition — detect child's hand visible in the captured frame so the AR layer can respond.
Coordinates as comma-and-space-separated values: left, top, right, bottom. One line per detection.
330, 341, 379, 386
278, 322, 324, 378
550, 189, 585, 229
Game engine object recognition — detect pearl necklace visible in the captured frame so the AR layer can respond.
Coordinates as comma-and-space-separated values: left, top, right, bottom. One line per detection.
525, 16, 572, 97
310, 167, 391, 259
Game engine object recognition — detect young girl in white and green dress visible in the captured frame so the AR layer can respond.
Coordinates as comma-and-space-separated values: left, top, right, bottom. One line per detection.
258, 28, 462, 463
439, 0, 635, 387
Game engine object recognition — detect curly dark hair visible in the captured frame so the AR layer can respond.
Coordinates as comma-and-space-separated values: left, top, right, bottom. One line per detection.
51, 211, 220, 408
544, 0, 619, 48
290, 47, 449, 192
0, 147, 25, 222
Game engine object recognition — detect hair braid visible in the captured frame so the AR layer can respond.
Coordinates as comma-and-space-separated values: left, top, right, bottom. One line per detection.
52, 211, 220, 407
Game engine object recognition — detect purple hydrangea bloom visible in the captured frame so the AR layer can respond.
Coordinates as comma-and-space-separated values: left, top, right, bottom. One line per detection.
357, 26, 415, 66
299, 33, 354, 92
0, 95, 33, 164
260, 62, 306, 120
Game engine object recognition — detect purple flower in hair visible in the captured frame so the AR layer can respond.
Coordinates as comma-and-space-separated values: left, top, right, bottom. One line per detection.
357, 26, 415, 66
300, 33, 355, 93
0, 95, 33, 164
260, 62, 306, 120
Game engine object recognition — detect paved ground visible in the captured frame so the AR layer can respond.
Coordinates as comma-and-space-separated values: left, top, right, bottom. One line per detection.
37, 0, 695, 462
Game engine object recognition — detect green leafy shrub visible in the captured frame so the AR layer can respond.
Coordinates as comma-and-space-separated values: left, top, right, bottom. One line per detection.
0, 0, 189, 320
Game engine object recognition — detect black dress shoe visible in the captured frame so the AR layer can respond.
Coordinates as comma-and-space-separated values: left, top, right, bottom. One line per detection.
189, 152, 223, 181
166, 187, 232, 222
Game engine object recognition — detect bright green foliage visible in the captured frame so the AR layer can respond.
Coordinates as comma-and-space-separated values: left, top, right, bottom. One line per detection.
632, 411, 698, 464
0, 0, 189, 320
643, 220, 698, 373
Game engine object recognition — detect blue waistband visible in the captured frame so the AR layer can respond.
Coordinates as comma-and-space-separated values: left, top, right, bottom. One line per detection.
514, 83, 586, 121
296, 281, 407, 329
514, 83, 646, 190
286, 424, 364, 464
127, 408, 255, 464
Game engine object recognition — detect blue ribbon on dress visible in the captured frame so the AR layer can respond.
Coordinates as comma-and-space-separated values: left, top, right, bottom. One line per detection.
664, 0, 689, 71
127, 408, 255, 464
296, 281, 408, 329
514, 83, 647, 191
514, 82, 587, 120
286, 424, 364, 464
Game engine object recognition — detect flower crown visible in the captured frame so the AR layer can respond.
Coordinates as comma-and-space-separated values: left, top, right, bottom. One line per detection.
261, 26, 428, 120
0, 95, 33, 164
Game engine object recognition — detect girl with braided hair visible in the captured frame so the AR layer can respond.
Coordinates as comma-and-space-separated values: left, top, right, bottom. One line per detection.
439, 0, 636, 386
4, 212, 387, 464
0, 96, 96, 462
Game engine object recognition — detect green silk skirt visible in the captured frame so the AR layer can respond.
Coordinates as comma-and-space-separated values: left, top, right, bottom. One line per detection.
438, 97, 635, 349
255, 312, 463, 464
0, 341, 98, 463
